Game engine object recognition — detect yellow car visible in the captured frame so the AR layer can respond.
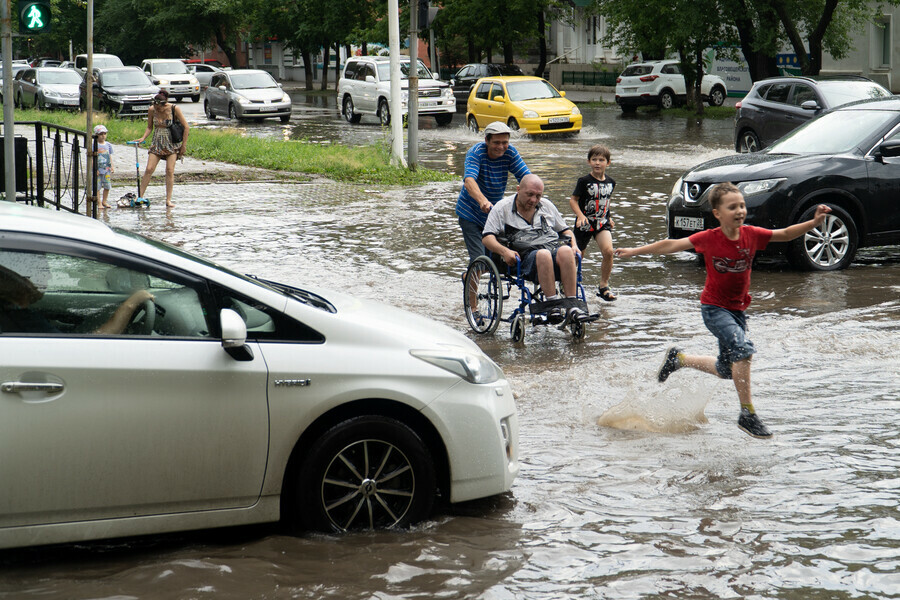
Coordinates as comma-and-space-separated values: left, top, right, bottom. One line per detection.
466, 76, 582, 135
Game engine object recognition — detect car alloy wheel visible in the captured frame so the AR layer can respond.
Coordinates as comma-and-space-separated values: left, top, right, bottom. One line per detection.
295, 415, 436, 532
788, 204, 858, 271
204, 100, 216, 120
659, 90, 675, 110
229, 104, 238, 120
378, 99, 391, 126
467, 115, 479, 132
343, 96, 361, 123
708, 86, 725, 107
738, 130, 761, 153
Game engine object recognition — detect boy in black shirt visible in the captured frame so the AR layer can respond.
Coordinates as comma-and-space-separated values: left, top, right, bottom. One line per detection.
569, 145, 617, 301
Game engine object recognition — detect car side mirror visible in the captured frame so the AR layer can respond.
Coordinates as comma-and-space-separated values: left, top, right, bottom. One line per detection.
218, 85, 227, 91
365, 75, 376, 83
277, 82, 283, 87
560, 90, 566, 97
875, 139, 900, 161
450, 78, 456, 85
492, 95, 505, 102
433, 73, 440, 80
220, 308, 253, 361
800, 99, 821, 111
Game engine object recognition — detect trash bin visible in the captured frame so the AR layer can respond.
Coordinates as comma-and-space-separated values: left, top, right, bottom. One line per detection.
0, 136, 29, 193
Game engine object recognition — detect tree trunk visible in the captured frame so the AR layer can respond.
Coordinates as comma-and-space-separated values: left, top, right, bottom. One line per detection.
693, 47, 704, 115
214, 29, 237, 69
467, 36, 476, 63
334, 42, 341, 84
535, 10, 547, 77
302, 50, 314, 90
321, 41, 331, 91
731, 0, 780, 81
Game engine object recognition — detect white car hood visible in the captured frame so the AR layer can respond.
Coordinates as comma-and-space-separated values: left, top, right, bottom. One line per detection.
233, 87, 285, 102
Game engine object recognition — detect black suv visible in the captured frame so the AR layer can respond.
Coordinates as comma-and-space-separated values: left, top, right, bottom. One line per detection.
80, 67, 159, 116
669, 97, 900, 271
450, 63, 524, 106
734, 75, 891, 153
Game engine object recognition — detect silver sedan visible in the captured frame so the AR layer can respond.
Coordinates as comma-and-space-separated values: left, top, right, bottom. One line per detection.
204, 69, 292, 122
186, 63, 223, 89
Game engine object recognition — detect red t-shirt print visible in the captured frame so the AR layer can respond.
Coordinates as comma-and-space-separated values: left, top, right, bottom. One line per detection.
688, 226, 773, 311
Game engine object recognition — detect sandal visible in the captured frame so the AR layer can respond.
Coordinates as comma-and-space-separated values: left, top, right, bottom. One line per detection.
597, 286, 617, 301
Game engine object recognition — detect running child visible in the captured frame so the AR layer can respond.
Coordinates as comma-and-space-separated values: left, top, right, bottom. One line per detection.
614, 182, 831, 438
569, 144, 617, 301
94, 125, 114, 209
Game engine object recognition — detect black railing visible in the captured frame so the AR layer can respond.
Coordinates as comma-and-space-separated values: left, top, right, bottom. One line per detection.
1, 121, 99, 218
561, 71, 619, 86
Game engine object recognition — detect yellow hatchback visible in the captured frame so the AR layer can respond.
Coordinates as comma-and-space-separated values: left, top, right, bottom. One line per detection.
466, 76, 582, 135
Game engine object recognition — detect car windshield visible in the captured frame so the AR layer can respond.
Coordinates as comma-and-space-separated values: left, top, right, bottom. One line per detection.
94, 56, 123, 68
153, 62, 189, 75
229, 72, 278, 89
376, 60, 432, 81
40, 70, 82, 85
102, 70, 151, 87
816, 80, 892, 106
506, 80, 561, 101
621, 65, 653, 77
767, 109, 898, 154
494, 64, 524, 76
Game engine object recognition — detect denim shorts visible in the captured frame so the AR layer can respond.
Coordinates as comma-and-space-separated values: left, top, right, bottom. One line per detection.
459, 217, 487, 265
700, 304, 756, 379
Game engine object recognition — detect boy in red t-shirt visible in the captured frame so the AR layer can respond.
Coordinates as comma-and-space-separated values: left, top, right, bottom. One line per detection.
615, 183, 831, 438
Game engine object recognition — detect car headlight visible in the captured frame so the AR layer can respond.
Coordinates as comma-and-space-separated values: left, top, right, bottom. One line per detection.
671, 176, 683, 197
281, 93, 291, 103
157, 77, 171, 86
442, 87, 454, 99
236, 94, 251, 105
411, 348, 503, 384
571, 106, 581, 115
188, 76, 199, 86
737, 178, 785, 196
523, 110, 538, 119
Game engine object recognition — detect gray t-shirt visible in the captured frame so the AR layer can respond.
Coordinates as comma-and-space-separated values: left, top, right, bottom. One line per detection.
482, 194, 571, 251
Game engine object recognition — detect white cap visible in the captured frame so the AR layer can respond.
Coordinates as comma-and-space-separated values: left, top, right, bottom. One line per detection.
484, 121, 511, 136
93, 124, 108, 134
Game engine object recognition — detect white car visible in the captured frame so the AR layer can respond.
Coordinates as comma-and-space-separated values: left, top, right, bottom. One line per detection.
140, 58, 202, 102
337, 56, 456, 126
0, 202, 518, 549
186, 63, 224, 89
615, 59, 727, 112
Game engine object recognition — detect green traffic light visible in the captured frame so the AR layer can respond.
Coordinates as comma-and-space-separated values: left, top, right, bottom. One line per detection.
19, 1, 51, 32
25, 5, 44, 29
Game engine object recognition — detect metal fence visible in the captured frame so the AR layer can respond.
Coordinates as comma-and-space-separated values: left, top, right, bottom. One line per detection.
1, 121, 98, 218
561, 71, 619, 86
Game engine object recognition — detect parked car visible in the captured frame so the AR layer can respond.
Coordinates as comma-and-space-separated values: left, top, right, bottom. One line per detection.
450, 63, 524, 107
733, 75, 892, 153
13, 67, 82, 109
667, 96, 900, 271
79, 66, 159, 116
615, 59, 727, 112
141, 59, 201, 102
186, 63, 224, 89
337, 56, 455, 126
74, 53, 124, 74
0, 63, 29, 102
204, 69, 292, 122
0, 202, 519, 549
466, 76, 581, 135
184, 58, 225, 68
58, 60, 75, 70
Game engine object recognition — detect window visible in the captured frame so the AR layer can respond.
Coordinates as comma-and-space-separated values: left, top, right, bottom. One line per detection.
489, 83, 504, 101
790, 84, 818, 106
215, 288, 324, 343
475, 81, 493, 100
661, 64, 682, 75
764, 83, 791, 103
343, 62, 359, 80
877, 18, 892, 67
0, 249, 210, 338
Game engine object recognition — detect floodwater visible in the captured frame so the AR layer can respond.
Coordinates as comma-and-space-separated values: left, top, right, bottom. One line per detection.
2, 101, 899, 599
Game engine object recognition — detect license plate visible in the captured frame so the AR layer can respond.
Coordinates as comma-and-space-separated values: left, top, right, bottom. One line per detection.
674, 215, 704, 231
548, 116, 570, 124
63, 100, 78, 105
624, 87, 638, 93
420, 100, 436, 106
260, 106, 277, 112
131, 105, 150, 112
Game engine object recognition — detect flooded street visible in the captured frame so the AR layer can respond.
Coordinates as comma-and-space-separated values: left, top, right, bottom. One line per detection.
2, 100, 899, 599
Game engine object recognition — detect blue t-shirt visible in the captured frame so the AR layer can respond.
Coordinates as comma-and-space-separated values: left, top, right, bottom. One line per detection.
455, 143, 530, 227
96, 141, 113, 174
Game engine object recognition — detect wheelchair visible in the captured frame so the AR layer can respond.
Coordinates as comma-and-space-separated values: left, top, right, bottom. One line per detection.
463, 251, 599, 342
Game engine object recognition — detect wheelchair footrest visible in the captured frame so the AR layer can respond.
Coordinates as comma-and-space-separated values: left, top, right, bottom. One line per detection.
528, 297, 589, 316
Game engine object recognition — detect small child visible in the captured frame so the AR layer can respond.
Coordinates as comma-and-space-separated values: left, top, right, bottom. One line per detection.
94, 125, 114, 209
615, 182, 831, 438
569, 144, 617, 301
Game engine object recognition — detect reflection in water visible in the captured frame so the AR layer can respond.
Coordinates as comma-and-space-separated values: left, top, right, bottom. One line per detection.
2, 106, 899, 599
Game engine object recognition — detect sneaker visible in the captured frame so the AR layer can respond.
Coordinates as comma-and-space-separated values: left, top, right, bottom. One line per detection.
738, 408, 772, 439
657, 347, 683, 382
547, 306, 566, 325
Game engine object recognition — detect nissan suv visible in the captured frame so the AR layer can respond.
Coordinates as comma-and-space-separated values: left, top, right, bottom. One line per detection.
141, 59, 201, 102
337, 56, 455, 126
615, 60, 727, 112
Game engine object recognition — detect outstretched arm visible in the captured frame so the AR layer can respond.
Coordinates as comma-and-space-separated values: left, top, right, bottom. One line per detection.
615, 237, 694, 258
769, 205, 831, 242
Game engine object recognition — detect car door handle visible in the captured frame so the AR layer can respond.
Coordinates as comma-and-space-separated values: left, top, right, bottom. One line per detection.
1, 381, 65, 395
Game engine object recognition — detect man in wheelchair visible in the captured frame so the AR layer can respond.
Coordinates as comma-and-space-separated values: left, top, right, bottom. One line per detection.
482, 174, 590, 325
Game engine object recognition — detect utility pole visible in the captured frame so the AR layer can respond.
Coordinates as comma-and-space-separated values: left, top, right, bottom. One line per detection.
387, 0, 405, 167
85, 0, 94, 216
407, 0, 418, 171
2, 0, 15, 202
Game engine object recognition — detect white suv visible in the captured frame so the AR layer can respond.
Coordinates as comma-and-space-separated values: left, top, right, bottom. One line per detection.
141, 59, 201, 103
615, 60, 727, 112
337, 56, 455, 126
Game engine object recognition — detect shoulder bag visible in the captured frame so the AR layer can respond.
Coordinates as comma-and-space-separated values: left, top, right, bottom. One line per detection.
169, 105, 185, 144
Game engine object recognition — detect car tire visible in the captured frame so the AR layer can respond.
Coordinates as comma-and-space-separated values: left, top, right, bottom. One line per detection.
294, 415, 436, 532
279, 114, 290, 123
204, 100, 216, 120
343, 95, 361, 124
34, 94, 43, 110
507, 117, 519, 131
14, 93, 21, 109
434, 113, 452, 127
708, 86, 726, 107
787, 204, 858, 271
658, 90, 676, 110
467, 115, 479, 132
191, 94, 200, 103
228, 103, 238, 120
737, 129, 761, 153
377, 99, 391, 126
620, 105, 637, 114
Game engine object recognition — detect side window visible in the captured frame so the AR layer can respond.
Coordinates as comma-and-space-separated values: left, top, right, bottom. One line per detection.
790, 84, 818, 106
363, 65, 376, 80
342, 62, 358, 80
0, 249, 210, 338
764, 83, 791, 103
489, 83, 504, 101
662, 64, 681, 75
475, 81, 492, 100
215, 289, 324, 343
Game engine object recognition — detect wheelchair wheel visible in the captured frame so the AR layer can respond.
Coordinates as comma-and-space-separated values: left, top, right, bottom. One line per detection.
511, 313, 526, 343
571, 320, 585, 340
464, 256, 502, 334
